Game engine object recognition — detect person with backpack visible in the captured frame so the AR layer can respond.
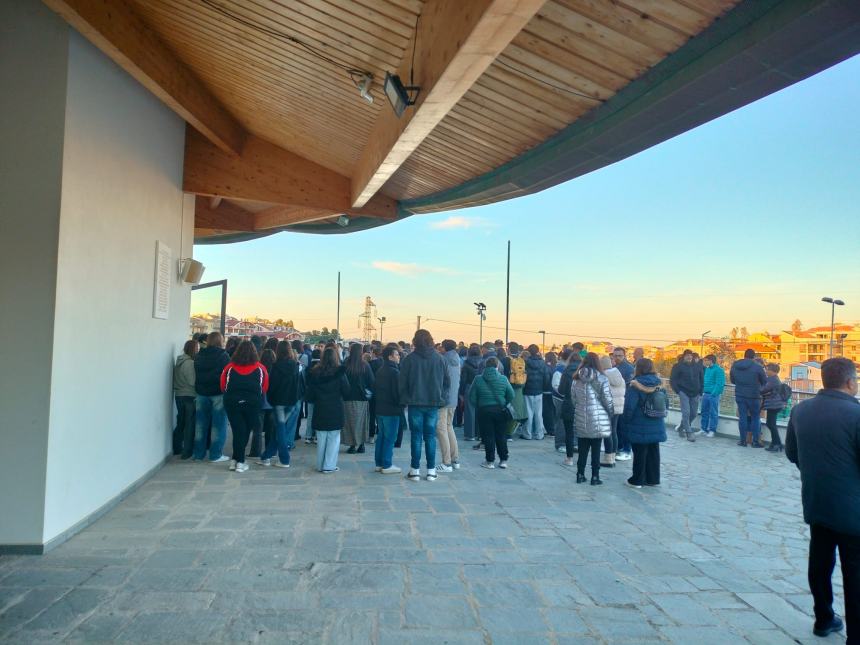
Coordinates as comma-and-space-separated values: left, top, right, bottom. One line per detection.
558, 346, 583, 463
220, 341, 269, 473
507, 346, 529, 439
572, 353, 614, 485
469, 357, 515, 469
522, 344, 549, 440
623, 358, 668, 488
700, 354, 725, 437
460, 345, 482, 442
258, 341, 302, 468
551, 349, 571, 454
761, 363, 789, 452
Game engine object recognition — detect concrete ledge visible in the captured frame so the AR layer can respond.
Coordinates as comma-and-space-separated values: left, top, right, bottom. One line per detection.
666, 409, 785, 443
0, 453, 170, 555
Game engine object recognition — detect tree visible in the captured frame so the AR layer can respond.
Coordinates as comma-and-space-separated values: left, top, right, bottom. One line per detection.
330, 328, 339, 340
739, 326, 749, 339
321, 326, 329, 336
730, 327, 739, 340
791, 319, 803, 333
274, 318, 285, 327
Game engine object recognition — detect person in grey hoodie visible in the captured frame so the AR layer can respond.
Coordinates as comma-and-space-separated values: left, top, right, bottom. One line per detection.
436, 339, 462, 472
730, 349, 767, 447
399, 329, 449, 482
172, 339, 198, 459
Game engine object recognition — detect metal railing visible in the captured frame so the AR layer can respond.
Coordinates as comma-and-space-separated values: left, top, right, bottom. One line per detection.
658, 379, 815, 420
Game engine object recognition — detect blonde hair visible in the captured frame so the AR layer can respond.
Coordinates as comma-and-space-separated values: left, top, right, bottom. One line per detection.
599, 355, 613, 371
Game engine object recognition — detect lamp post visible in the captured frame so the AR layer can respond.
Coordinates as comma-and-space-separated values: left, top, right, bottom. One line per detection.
538, 330, 546, 353
474, 302, 486, 345
700, 330, 711, 355
377, 316, 386, 343
821, 297, 845, 358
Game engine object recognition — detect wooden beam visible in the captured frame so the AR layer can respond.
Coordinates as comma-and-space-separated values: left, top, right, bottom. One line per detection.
184, 129, 398, 219
254, 206, 338, 231
194, 197, 255, 231
350, 0, 545, 207
43, 0, 245, 155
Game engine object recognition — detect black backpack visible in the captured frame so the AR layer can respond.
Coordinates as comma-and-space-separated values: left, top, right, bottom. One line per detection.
779, 382, 792, 403
642, 387, 669, 418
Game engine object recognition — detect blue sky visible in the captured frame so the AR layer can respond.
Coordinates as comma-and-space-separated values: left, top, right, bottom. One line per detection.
193, 54, 860, 346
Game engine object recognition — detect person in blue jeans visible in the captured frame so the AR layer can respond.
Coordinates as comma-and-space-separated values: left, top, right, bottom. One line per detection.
373, 344, 403, 474
398, 329, 449, 482
730, 348, 767, 447
192, 331, 231, 462
700, 354, 725, 437
258, 341, 303, 468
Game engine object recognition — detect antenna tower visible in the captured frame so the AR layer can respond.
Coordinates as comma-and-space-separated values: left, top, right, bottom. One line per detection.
358, 296, 376, 343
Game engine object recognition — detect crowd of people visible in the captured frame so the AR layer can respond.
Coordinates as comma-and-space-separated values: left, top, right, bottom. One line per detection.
173, 331, 795, 486
172, 331, 859, 641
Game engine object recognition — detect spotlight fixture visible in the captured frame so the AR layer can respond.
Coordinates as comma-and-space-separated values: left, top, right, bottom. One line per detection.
336, 215, 350, 227
384, 72, 420, 117
356, 72, 373, 104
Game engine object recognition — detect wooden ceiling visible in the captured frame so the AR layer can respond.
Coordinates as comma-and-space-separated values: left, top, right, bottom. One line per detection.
42, 0, 860, 241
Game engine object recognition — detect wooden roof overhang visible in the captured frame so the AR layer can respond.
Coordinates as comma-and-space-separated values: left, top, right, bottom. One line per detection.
43, 0, 860, 244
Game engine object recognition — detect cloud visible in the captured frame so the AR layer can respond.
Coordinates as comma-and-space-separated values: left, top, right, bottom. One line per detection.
371, 261, 457, 277
429, 215, 494, 230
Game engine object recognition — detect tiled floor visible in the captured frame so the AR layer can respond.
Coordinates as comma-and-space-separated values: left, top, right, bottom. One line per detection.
0, 429, 847, 644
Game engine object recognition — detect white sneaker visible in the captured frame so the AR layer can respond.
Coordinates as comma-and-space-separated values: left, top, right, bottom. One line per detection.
437, 464, 453, 473
407, 469, 421, 481
211, 455, 230, 463
498, 461, 508, 469
426, 468, 437, 481
616, 452, 632, 461
452, 461, 461, 470
705, 431, 715, 438
557, 446, 566, 453
228, 460, 237, 471
374, 466, 383, 472
256, 458, 271, 466
235, 462, 249, 473
274, 462, 290, 468
381, 465, 401, 474
481, 462, 495, 469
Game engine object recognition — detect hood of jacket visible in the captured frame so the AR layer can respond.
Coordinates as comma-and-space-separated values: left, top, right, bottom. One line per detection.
414, 345, 435, 359
632, 373, 662, 391
733, 358, 757, 371
576, 366, 600, 383
176, 354, 193, 368
481, 365, 505, 384
465, 355, 481, 369
525, 355, 545, 370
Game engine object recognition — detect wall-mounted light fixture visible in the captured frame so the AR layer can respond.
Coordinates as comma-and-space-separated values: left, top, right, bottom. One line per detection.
336, 215, 350, 227
384, 72, 420, 117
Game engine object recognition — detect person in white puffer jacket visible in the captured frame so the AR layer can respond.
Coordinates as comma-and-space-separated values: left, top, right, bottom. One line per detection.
572, 353, 614, 485
599, 355, 626, 468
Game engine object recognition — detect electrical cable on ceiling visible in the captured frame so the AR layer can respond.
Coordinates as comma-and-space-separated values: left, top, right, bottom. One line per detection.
200, 0, 374, 88
496, 59, 604, 102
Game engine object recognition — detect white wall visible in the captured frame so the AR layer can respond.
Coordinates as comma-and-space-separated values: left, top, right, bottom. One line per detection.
0, 0, 70, 546
41, 31, 193, 543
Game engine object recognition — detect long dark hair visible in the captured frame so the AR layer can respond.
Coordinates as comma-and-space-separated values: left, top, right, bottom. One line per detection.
345, 343, 365, 379
275, 340, 296, 362
574, 352, 602, 379
263, 337, 278, 353
313, 347, 341, 376
232, 340, 259, 366
260, 349, 276, 372
413, 329, 434, 350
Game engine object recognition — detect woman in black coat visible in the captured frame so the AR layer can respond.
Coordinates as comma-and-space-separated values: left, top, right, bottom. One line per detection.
305, 347, 350, 473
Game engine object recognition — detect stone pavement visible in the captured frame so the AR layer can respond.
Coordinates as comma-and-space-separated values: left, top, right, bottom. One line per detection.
0, 430, 848, 644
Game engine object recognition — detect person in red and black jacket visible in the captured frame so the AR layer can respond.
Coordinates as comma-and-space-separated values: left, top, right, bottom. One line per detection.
220, 340, 269, 473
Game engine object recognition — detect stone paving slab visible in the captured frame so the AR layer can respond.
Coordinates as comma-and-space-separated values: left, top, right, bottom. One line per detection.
0, 430, 850, 643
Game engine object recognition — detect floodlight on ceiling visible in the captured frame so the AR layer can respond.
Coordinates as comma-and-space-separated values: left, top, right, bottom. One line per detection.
357, 73, 373, 104
384, 72, 420, 117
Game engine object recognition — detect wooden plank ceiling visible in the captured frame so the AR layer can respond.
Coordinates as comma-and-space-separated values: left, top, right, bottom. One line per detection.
382, 0, 739, 199
115, 0, 740, 233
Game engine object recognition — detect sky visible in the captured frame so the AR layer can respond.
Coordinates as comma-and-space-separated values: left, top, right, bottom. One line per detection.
193, 54, 860, 347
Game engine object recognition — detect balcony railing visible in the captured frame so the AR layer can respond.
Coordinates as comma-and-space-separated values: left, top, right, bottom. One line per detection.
658, 378, 817, 420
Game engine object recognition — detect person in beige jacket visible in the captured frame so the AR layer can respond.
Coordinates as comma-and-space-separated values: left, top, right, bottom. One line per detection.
599, 355, 626, 468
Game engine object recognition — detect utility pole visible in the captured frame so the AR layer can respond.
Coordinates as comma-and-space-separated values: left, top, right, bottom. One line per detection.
822, 297, 845, 358
359, 296, 376, 343
474, 302, 487, 345
417, 315, 421, 331
377, 316, 386, 343
505, 240, 510, 346
538, 330, 546, 353
335, 272, 341, 341
700, 330, 711, 355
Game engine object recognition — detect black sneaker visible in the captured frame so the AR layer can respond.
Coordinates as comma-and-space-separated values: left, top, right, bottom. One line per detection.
813, 615, 843, 637
346, 446, 356, 454
737, 440, 747, 446
356, 444, 365, 454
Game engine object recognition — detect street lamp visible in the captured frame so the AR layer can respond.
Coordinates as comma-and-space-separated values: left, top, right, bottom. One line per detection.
377, 316, 386, 343
822, 297, 845, 358
538, 330, 546, 353
474, 302, 486, 345
700, 330, 711, 355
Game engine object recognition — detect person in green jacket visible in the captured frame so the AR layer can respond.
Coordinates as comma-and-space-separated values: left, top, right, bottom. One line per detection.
700, 354, 726, 438
173, 339, 199, 458
469, 357, 515, 469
